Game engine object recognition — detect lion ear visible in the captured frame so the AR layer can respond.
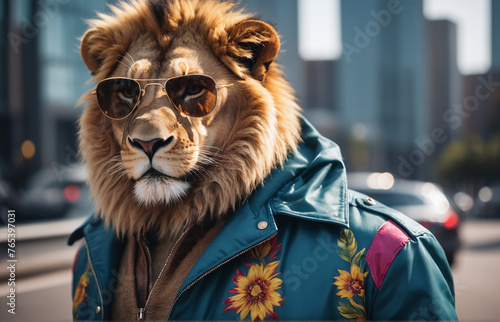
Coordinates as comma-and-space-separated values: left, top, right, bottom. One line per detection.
80, 28, 106, 74
227, 20, 280, 81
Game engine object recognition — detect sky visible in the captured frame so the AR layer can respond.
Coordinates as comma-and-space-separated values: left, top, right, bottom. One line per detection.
298, 0, 491, 75
423, 0, 491, 75
298, 0, 342, 61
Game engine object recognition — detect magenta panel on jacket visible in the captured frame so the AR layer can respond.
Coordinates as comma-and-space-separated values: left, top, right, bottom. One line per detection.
365, 220, 411, 290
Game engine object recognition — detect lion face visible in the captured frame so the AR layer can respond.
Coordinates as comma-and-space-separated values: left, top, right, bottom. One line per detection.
78, 0, 302, 238
105, 36, 239, 205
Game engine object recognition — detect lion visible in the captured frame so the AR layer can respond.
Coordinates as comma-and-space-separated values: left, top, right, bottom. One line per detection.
72, 0, 457, 320
79, 0, 301, 241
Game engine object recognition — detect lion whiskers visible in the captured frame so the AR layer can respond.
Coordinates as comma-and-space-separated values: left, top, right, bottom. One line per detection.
123, 51, 135, 66
117, 51, 136, 72
117, 60, 131, 71
185, 146, 224, 181
105, 155, 128, 180
125, 144, 225, 205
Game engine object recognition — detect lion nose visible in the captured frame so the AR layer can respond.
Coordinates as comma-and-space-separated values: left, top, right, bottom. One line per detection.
129, 137, 174, 160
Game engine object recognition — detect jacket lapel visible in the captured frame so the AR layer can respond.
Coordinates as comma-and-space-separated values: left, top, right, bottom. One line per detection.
177, 198, 278, 295
82, 217, 125, 320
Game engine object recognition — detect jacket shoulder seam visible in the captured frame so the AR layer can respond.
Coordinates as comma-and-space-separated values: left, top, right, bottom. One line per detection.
352, 197, 428, 238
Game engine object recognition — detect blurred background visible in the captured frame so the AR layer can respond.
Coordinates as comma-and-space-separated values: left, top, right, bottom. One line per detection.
0, 0, 499, 320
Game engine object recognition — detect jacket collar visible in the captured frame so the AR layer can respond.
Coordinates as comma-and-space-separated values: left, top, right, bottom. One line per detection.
266, 118, 349, 227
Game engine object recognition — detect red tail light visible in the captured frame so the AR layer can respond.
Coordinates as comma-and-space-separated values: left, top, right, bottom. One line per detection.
443, 210, 459, 229
63, 184, 81, 203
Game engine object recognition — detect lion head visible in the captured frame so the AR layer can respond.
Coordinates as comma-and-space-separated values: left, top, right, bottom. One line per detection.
78, 0, 302, 239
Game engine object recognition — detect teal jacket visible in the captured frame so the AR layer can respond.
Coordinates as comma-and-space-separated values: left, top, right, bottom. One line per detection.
69, 120, 457, 320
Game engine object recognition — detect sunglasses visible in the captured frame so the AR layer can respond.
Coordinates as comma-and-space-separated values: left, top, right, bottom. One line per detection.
92, 74, 233, 120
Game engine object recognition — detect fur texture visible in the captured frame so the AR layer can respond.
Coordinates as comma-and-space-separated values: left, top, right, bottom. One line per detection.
78, 0, 302, 240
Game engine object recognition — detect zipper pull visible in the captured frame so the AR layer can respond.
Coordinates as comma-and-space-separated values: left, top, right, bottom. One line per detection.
137, 308, 145, 320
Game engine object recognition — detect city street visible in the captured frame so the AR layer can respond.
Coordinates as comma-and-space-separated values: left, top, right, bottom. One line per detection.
0, 219, 499, 320
453, 220, 500, 320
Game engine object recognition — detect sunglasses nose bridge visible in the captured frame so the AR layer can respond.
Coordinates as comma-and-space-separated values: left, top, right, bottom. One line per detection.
140, 82, 167, 102
143, 82, 166, 92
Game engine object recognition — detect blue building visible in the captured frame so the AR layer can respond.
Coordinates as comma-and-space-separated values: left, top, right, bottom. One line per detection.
238, 0, 303, 100
492, 0, 500, 71
338, 0, 429, 177
2, 0, 117, 183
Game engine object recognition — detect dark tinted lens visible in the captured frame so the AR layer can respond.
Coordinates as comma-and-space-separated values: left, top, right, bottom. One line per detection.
165, 75, 217, 117
96, 78, 140, 119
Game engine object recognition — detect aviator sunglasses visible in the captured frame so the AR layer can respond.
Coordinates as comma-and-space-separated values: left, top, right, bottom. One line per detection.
92, 74, 233, 120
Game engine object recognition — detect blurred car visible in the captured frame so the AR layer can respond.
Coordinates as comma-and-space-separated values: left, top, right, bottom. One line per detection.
348, 172, 460, 266
16, 164, 92, 222
471, 185, 500, 219
0, 179, 19, 225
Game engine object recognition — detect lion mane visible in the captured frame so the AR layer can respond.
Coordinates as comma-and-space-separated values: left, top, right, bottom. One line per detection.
78, 0, 302, 240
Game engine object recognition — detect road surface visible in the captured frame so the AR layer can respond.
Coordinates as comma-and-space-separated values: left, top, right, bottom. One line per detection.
453, 220, 500, 320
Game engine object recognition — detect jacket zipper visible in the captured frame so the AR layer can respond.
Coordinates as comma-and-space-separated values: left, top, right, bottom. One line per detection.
137, 307, 145, 320
137, 229, 190, 321
165, 233, 277, 320
84, 238, 104, 321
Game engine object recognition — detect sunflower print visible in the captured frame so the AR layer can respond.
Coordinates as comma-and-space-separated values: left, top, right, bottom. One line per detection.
334, 264, 368, 300
333, 230, 368, 320
223, 236, 284, 321
73, 264, 93, 318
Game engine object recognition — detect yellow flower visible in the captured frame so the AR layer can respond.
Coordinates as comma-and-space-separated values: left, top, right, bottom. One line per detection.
248, 240, 272, 260
247, 236, 281, 262
223, 261, 283, 321
333, 265, 368, 299
72, 267, 91, 315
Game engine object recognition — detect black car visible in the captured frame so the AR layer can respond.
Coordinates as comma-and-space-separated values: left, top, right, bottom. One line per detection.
348, 172, 460, 266
472, 185, 500, 218
16, 164, 92, 222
